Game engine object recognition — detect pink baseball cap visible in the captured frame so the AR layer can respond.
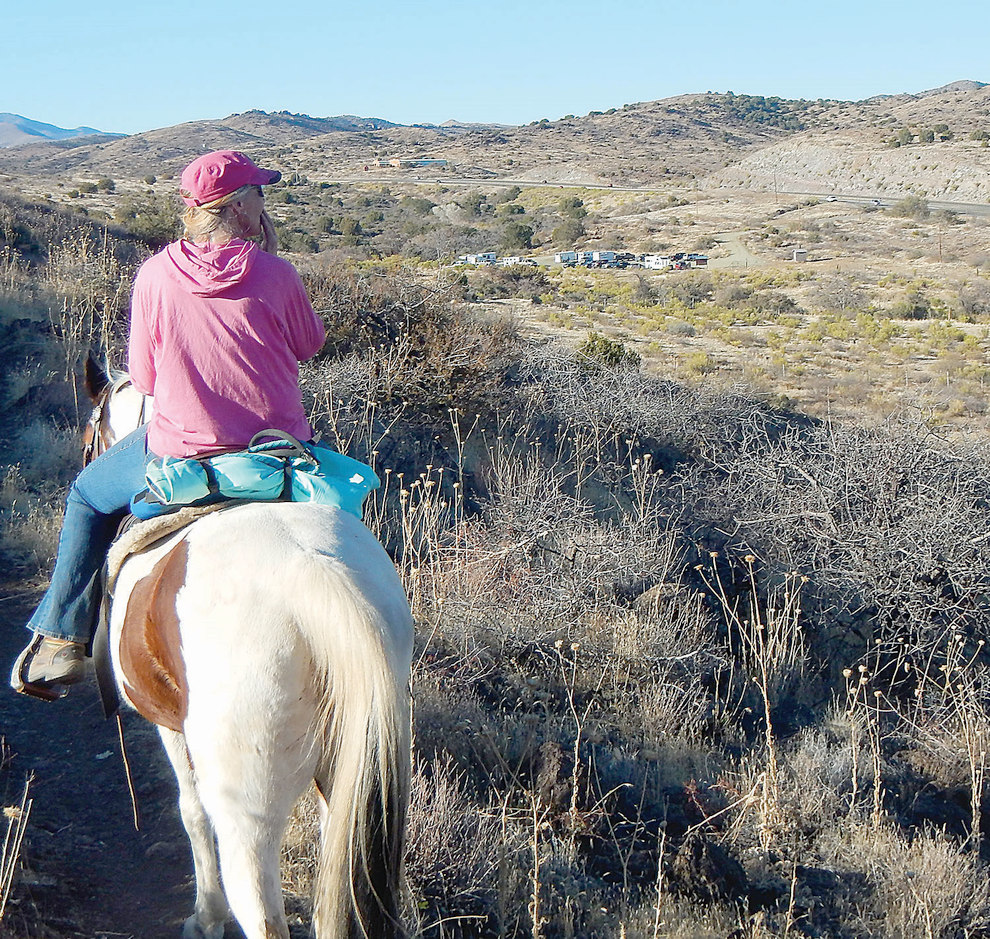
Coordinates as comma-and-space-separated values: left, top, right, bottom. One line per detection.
179, 150, 282, 206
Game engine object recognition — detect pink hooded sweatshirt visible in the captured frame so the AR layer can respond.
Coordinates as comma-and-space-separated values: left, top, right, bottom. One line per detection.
128, 239, 326, 458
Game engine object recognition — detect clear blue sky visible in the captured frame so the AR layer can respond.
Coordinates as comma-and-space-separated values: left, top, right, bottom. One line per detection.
5, 0, 988, 135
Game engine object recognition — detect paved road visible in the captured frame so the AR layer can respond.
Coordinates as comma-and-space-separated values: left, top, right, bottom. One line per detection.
326, 173, 662, 193
786, 191, 990, 218
328, 174, 990, 218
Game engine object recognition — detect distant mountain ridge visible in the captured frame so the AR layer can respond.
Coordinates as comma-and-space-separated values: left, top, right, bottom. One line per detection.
0, 113, 120, 149
4, 80, 990, 201
226, 110, 402, 133
224, 110, 508, 136
6, 81, 987, 152
918, 79, 986, 96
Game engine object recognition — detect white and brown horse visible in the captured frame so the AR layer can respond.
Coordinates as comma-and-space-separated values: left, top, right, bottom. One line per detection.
84, 358, 413, 939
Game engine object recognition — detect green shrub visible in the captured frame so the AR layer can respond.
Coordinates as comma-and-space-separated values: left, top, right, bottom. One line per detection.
500, 220, 533, 250
577, 331, 640, 371
891, 195, 930, 220
889, 288, 933, 320
339, 217, 363, 245
470, 265, 549, 302
551, 218, 584, 247
400, 196, 436, 216
559, 195, 587, 220
493, 186, 521, 204
113, 194, 179, 249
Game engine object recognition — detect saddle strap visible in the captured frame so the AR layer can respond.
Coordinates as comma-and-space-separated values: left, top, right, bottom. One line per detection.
248, 428, 317, 465
93, 565, 119, 719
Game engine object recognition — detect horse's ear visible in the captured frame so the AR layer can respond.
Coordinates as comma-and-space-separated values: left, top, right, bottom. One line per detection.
84, 350, 110, 403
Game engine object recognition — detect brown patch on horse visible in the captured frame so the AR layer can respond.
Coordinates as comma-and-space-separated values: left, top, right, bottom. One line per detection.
118, 540, 190, 732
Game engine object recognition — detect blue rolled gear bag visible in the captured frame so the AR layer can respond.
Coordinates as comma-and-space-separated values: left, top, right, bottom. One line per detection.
132, 430, 379, 520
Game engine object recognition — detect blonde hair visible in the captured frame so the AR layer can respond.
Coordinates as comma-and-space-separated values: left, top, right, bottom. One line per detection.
181, 184, 256, 243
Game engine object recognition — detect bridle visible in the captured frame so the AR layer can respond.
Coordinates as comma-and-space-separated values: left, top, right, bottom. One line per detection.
82, 376, 150, 468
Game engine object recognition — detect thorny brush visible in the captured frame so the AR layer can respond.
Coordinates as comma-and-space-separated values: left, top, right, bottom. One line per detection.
3, 205, 990, 936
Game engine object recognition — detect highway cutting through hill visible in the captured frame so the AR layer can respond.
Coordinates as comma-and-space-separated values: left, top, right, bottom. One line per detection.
324, 174, 990, 218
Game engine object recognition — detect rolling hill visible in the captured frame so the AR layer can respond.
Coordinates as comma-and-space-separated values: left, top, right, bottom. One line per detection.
2, 80, 989, 203
0, 112, 118, 148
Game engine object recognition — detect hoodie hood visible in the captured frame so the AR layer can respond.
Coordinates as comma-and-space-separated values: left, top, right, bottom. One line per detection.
162, 239, 257, 297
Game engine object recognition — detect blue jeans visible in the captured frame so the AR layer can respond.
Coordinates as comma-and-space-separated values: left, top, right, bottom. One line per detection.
27, 426, 151, 645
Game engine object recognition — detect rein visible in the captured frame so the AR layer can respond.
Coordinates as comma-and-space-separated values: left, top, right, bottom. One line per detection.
84, 373, 149, 830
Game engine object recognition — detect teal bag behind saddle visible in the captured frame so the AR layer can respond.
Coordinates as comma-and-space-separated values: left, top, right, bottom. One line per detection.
144, 455, 212, 505
288, 441, 379, 517
209, 451, 287, 501
137, 431, 379, 520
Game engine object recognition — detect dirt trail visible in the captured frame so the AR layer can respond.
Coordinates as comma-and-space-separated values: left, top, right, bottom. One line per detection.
1, 585, 195, 939
708, 230, 768, 269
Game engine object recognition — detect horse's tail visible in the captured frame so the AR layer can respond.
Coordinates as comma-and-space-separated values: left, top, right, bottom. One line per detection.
293, 551, 412, 939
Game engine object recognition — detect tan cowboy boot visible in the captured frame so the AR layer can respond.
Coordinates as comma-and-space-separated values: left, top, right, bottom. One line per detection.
11, 635, 87, 700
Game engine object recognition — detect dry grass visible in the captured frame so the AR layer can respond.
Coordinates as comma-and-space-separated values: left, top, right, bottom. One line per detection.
0, 774, 32, 924
4, 190, 990, 939
286, 331, 990, 935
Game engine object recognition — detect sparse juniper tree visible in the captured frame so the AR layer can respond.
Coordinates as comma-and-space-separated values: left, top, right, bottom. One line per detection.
495, 203, 525, 218
339, 217, 363, 245
494, 186, 522, 204
112, 195, 178, 248
460, 192, 488, 218
559, 195, 587, 219
551, 218, 585, 247
577, 331, 640, 370
500, 220, 533, 250
399, 196, 436, 216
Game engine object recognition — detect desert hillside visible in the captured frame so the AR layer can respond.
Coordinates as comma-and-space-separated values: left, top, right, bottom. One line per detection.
708, 83, 990, 201
4, 82, 990, 938
2, 183, 990, 938
0, 81, 986, 199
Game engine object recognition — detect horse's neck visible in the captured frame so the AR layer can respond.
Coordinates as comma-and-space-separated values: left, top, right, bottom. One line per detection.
107, 384, 153, 442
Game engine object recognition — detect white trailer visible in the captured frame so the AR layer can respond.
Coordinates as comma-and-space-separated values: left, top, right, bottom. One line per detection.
642, 255, 671, 270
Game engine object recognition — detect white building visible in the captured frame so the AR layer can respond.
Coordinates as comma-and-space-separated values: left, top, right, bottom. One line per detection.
458, 252, 497, 265
642, 255, 672, 270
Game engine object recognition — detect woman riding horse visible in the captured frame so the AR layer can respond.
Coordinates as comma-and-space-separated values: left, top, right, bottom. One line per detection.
12, 150, 326, 697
